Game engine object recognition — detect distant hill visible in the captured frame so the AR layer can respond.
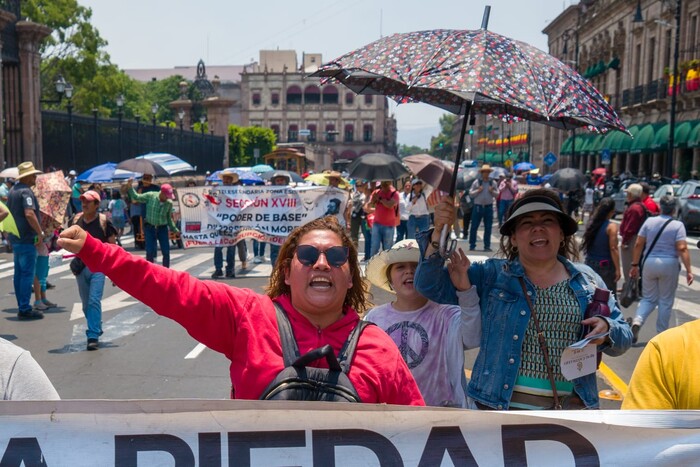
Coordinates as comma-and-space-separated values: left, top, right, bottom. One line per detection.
397, 125, 438, 149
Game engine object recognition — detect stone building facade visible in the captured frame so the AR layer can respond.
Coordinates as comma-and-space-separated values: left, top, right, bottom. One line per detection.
240, 50, 397, 171
539, 0, 700, 178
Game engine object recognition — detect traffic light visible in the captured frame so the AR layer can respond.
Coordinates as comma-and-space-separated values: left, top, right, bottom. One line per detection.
507, 149, 512, 156
439, 142, 444, 148
468, 128, 474, 135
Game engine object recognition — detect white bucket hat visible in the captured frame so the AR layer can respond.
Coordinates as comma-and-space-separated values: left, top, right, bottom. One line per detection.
365, 239, 421, 293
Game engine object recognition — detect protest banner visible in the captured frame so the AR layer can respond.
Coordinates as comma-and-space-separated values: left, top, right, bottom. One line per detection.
0, 400, 698, 466
177, 186, 348, 248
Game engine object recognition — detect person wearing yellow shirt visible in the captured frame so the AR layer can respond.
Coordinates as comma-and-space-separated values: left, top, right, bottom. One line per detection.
622, 319, 700, 410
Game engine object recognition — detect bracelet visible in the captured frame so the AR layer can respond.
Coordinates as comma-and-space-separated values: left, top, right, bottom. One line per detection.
430, 240, 440, 249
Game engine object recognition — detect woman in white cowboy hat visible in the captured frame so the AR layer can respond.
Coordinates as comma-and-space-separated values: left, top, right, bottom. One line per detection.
364, 239, 481, 407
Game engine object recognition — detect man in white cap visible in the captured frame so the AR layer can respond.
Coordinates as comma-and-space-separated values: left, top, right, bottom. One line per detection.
7, 162, 45, 319
468, 164, 498, 251
124, 178, 179, 268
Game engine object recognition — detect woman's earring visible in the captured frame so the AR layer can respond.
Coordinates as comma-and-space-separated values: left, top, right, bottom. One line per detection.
512, 246, 518, 254
560, 240, 565, 248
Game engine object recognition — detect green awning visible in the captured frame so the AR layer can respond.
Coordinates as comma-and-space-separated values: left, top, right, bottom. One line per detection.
583, 133, 606, 155
653, 120, 700, 149
688, 121, 700, 148
560, 133, 590, 155
630, 123, 665, 154
601, 126, 635, 154
608, 57, 621, 70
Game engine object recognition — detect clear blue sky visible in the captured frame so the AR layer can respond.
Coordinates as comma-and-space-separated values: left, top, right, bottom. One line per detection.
80, 0, 572, 148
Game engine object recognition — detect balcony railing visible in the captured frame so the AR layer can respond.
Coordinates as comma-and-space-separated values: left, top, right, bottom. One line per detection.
619, 78, 694, 109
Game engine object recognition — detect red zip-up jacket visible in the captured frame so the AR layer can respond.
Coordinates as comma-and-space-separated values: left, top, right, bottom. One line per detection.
620, 201, 647, 245
78, 234, 425, 405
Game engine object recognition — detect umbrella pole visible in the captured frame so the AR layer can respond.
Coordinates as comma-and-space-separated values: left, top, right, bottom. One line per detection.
440, 103, 472, 258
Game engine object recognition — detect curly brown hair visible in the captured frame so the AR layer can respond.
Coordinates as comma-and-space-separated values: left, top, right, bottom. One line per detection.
266, 216, 371, 314
497, 188, 580, 262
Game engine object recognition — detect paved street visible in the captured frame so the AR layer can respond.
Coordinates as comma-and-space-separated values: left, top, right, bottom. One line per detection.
1, 225, 699, 407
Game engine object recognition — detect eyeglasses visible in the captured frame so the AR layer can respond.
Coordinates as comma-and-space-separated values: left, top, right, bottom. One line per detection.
295, 245, 349, 268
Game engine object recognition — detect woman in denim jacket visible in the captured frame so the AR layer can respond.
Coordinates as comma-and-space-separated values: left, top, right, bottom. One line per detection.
415, 189, 632, 410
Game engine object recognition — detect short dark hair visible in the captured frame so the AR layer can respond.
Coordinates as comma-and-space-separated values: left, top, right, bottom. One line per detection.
640, 182, 651, 194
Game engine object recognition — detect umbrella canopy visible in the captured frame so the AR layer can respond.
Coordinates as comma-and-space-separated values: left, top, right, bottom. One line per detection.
488, 166, 509, 180
514, 162, 536, 172
549, 168, 587, 192
403, 154, 452, 192
0, 201, 19, 237
77, 162, 138, 183
117, 153, 194, 176
206, 169, 264, 185
347, 153, 408, 181
0, 167, 18, 179
591, 167, 607, 176
313, 20, 628, 198
456, 167, 479, 191
259, 170, 304, 183
34, 171, 71, 231
304, 173, 350, 189
251, 164, 274, 174
313, 29, 627, 132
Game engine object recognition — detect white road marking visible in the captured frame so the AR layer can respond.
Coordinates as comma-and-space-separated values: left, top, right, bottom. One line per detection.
184, 343, 207, 359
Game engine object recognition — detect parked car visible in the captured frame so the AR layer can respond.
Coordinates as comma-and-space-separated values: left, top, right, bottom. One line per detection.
651, 184, 679, 204
610, 179, 639, 216
676, 180, 700, 231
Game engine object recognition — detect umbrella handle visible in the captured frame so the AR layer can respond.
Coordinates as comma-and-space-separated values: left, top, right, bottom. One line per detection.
438, 224, 457, 259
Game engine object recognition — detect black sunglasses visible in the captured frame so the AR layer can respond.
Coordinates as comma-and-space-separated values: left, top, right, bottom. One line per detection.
296, 245, 349, 268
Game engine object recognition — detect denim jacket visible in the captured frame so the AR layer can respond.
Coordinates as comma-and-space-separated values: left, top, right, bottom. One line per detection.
414, 230, 632, 410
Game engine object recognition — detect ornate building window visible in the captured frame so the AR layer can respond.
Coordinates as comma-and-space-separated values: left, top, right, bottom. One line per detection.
308, 124, 317, 142
304, 85, 320, 104
288, 124, 299, 142
287, 85, 302, 104
325, 124, 336, 142
271, 92, 280, 105
345, 93, 354, 105
252, 92, 261, 106
322, 86, 339, 104
364, 95, 373, 105
271, 124, 280, 139
363, 124, 373, 142
344, 124, 354, 142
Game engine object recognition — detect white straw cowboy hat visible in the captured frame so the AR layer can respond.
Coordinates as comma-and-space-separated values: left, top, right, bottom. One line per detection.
16, 161, 42, 180
479, 164, 494, 173
365, 239, 421, 293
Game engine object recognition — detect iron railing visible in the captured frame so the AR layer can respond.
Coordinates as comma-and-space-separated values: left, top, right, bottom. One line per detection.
41, 111, 226, 174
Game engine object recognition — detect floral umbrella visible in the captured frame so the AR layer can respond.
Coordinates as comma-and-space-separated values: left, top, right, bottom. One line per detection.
34, 171, 72, 231
312, 11, 628, 198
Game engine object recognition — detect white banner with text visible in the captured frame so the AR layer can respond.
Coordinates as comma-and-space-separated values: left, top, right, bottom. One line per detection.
0, 400, 698, 466
177, 186, 348, 248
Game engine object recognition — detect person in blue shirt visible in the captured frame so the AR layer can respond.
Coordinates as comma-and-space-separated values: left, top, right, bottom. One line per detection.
414, 188, 632, 410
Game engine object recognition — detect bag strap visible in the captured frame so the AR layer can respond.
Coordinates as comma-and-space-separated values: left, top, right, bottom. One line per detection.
337, 320, 371, 373
272, 302, 372, 374
517, 277, 562, 410
641, 218, 673, 271
273, 302, 301, 366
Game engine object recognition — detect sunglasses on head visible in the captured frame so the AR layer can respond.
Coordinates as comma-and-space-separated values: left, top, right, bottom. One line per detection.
295, 245, 349, 268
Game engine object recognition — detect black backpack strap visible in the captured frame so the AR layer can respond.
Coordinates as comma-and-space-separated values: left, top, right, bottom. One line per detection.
337, 320, 373, 374
272, 302, 300, 366
292, 345, 342, 371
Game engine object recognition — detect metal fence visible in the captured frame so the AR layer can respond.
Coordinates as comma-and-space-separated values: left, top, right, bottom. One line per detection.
41, 111, 226, 174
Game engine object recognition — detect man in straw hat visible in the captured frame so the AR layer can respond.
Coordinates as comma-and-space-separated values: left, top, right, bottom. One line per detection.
364, 239, 480, 407
468, 164, 499, 252
7, 162, 45, 319
211, 169, 248, 278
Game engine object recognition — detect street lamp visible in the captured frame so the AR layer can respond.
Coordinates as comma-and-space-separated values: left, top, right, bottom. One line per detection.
178, 108, 185, 132
64, 82, 75, 169
151, 103, 159, 150
41, 74, 70, 104
116, 94, 124, 160
641, 0, 681, 177
667, 0, 681, 178
562, 27, 579, 169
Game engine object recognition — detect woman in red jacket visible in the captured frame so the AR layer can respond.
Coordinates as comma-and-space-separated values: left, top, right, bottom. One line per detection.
59, 216, 424, 406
